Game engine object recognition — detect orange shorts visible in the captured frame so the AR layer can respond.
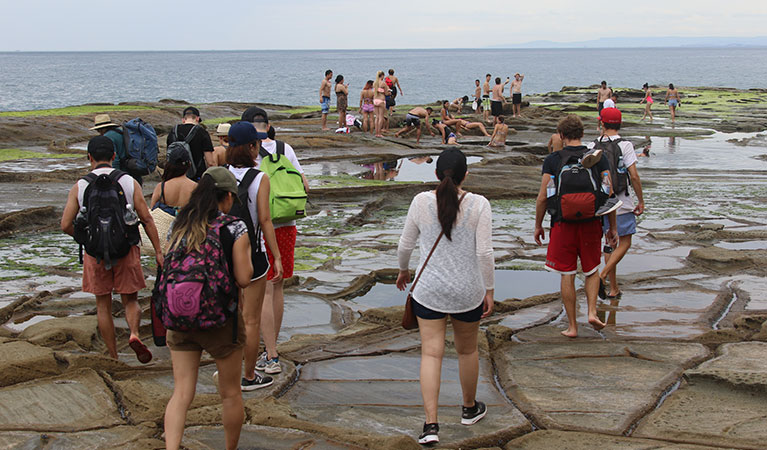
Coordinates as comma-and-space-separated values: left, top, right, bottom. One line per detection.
266, 225, 296, 280
82, 246, 146, 295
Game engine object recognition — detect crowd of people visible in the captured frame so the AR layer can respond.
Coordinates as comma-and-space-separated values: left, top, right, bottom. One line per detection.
63, 71, 653, 446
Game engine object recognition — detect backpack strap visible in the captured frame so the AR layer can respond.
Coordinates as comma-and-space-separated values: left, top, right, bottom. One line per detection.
236, 169, 264, 252
211, 214, 241, 344
275, 140, 285, 156
160, 181, 167, 205
184, 125, 199, 144
170, 124, 179, 143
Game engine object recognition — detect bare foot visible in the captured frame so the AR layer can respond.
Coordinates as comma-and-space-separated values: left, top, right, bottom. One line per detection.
322, 128, 329, 131
588, 315, 606, 331
561, 327, 578, 338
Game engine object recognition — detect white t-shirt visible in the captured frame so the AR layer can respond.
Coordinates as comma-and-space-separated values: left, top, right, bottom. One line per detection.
77, 167, 136, 209
258, 139, 304, 228
602, 99, 616, 108
228, 166, 267, 252
588, 135, 637, 215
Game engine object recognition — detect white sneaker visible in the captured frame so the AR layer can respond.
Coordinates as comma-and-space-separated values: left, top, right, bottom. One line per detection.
263, 357, 282, 374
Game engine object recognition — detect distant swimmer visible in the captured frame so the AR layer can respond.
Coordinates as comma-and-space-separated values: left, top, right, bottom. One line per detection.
547, 133, 563, 153
488, 116, 509, 147
482, 74, 492, 122
474, 79, 482, 113
640, 83, 654, 121
491, 77, 509, 121
510, 73, 525, 118
320, 69, 333, 131
665, 83, 681, 122
394, 106, 435, 144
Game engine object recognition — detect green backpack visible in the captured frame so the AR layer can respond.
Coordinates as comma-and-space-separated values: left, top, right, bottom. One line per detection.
258, 141, 307, 223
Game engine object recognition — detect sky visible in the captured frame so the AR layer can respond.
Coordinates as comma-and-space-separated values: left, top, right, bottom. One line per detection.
1, 0, 765, 51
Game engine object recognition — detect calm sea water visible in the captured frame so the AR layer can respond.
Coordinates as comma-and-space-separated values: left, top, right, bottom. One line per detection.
1, 48, 765, 112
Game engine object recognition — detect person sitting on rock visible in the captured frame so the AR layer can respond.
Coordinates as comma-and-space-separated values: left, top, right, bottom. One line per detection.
488, 115, 509, 147
394, 106, 435, 144
448, 95, 470, 112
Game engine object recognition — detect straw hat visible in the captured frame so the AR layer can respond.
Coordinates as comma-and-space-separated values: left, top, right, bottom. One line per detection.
90, 114, 120, 130
139, 208, 175, 257
216, 123, 231, 136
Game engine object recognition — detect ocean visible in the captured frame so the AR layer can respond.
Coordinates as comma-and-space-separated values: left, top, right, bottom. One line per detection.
1, 48, 765, 112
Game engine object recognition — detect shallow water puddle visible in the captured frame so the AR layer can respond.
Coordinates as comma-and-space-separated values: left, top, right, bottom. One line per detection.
716, 240, 767, 250
358, 155, 482, 182
498, 301, 563, 331
279, 293, 345, 342
633, 131, 767, 171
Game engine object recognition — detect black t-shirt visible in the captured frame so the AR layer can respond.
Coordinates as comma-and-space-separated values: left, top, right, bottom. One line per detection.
542, 145, 610, 225
167, 124, 214, 180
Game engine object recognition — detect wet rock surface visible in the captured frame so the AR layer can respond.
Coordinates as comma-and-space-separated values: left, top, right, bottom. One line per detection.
0, 89, 766, 447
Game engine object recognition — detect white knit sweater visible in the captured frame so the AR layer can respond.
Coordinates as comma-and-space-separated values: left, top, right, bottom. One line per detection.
397, 191, 494, 313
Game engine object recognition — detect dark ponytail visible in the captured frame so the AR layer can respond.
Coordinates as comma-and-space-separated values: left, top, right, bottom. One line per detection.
435, 149, 468, 240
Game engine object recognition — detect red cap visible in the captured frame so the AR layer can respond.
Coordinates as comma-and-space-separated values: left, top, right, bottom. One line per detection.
599, 107, 622, 124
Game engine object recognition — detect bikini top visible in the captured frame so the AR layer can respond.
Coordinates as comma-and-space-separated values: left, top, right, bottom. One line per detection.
152, 181, 179, 216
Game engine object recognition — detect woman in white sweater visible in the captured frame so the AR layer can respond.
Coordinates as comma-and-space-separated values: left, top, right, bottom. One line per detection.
396, 148, 495, 445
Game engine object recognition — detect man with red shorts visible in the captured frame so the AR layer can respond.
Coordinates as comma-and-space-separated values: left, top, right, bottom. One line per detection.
242, 106, 309, 374
61, 136, 164, 362
534, 115, 617, 338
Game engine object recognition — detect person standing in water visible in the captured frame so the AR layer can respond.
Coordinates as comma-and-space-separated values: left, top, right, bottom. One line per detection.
397, 149, 494, 445
319, 70, 333, 131
665, 83, 681, 122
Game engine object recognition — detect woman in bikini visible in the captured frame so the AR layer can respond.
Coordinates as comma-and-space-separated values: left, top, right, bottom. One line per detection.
335, 75, 349, 129
359, 80, 374, 134
440, 101, 467, 135
373, 71, 390, 137
639, 83, 654, 121
665, 83, 681, 122
487, 115, 509, 147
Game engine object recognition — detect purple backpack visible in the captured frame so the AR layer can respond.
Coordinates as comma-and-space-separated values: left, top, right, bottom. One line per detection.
156, 215, 238, 331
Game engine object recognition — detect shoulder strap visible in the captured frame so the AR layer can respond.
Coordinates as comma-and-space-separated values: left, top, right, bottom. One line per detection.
107, 169, 127, 183
276, 140, 285, 156
184, 124, 199, 144
160, 181, 167, 204
409, 192, 467, 294
170, 124, 179, 142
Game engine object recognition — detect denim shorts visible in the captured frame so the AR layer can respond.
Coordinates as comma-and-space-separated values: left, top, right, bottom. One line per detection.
412, 298, 483, 322
321, 96, 331, 114
603, 212, 637, 237
668, 99, 679, 108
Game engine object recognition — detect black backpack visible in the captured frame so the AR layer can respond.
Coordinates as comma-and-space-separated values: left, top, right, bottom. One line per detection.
547, 148, 607, 223
227, 168, 264, 259
593, 136, 630, 196
167, 124, 200, 179
73, 167, 140, 269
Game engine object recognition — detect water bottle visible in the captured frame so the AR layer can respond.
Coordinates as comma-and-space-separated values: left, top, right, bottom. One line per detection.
617, 152, 627, 174
74, 206, 87, 227
546, 175, 556, 198
601, 173, 611, 195
124, 204, 139, 226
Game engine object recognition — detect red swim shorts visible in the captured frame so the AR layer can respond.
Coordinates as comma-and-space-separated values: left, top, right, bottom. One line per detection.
267, 225, 297, 280
545, 220, 602, 276
82, 245, 146, 295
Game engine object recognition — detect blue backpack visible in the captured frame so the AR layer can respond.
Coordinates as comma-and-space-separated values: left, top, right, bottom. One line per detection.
122, 118, 158, 177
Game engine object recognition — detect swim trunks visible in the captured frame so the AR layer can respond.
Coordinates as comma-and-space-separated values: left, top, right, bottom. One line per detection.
404, 113, 421, 127
83, 245, 145, 295
321, 96, 331, 114
490, 100, 503, 116
482, 95, 491, 110
602, 213, 637, 237
545, 220, 602, 276
385, 95, 395, 109
597, 102, 604, 113
512, 93, 522, 105
266, 225, 297, 280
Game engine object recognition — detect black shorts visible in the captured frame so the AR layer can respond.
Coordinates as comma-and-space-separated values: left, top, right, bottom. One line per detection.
412, 298, 483, 322
598, 102, 604, 113
251, 248, 269, 281
386, 96, 395, 109
512, 93, 522, 105
490, 100, 503, 116
405, 114, 421, 127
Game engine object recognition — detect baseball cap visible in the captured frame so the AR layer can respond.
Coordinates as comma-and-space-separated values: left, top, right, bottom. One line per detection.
228, 121, 267, 147
87, 135, 115, 156
241, 106, 269, 123
599, 107, 622, 124
182, 106, 201, 118
203, 166, 239, 199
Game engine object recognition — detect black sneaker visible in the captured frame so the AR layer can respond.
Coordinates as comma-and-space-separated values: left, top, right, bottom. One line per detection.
241, 373, 273, 391
418, 423, 439, 445
596, 196, 623, 216
461, 400, 487, 425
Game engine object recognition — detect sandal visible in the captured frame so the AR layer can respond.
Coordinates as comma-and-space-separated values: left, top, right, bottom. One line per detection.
129, 337, 153, 364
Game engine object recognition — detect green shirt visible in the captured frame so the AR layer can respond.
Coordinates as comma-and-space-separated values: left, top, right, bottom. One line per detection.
103, 128, 126, 170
